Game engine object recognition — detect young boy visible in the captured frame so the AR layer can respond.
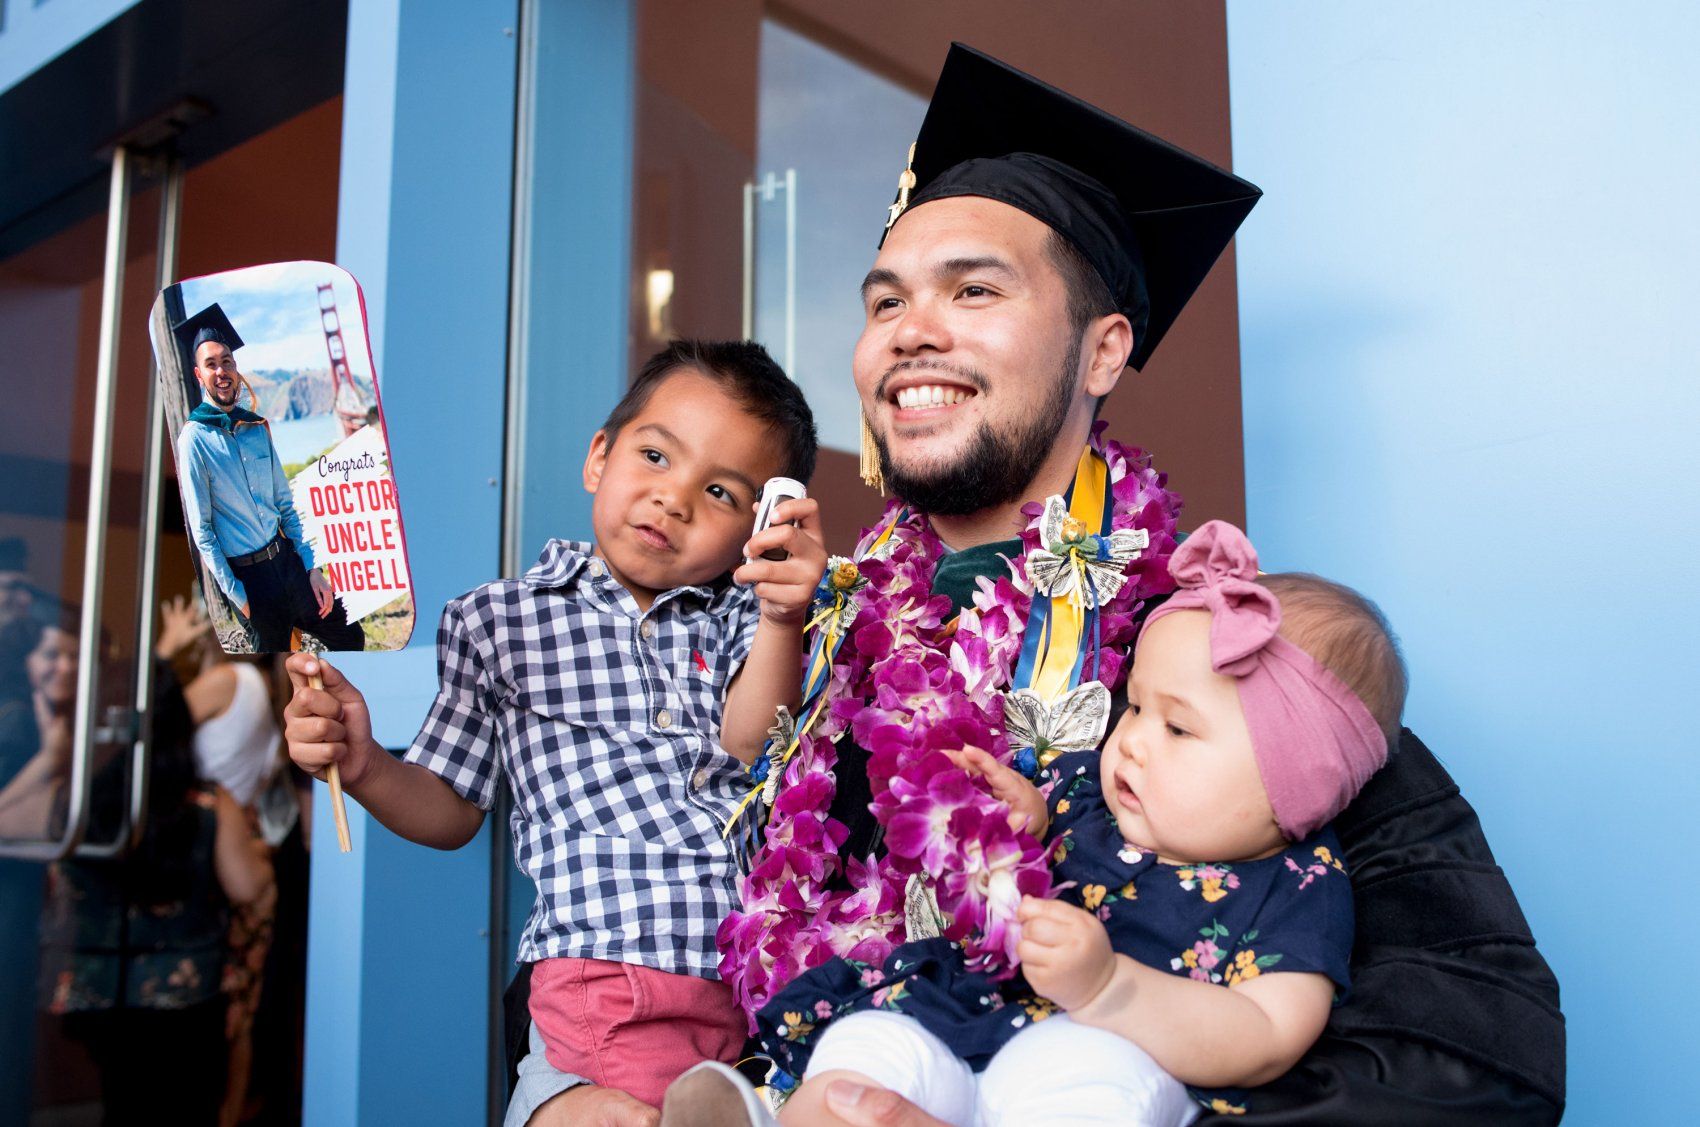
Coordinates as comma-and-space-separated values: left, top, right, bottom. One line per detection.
283, 340, 823, 1118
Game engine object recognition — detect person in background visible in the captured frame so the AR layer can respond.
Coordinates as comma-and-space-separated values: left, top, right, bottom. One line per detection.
0, 536, 38, 634
0, 609, 78, 840
0, 590, 59, 1127
28, 606, 273, 1126
156, 593, 303, 1126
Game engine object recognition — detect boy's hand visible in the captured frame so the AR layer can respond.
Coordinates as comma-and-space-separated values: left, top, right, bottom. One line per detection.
947, 747, 1049, 836
733, 497, 828, 626
284, 653, 378, 787
1017, 896, 1117, 1011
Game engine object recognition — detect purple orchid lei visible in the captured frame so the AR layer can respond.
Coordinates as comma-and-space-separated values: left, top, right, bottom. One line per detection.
716, 424, 1183, 1025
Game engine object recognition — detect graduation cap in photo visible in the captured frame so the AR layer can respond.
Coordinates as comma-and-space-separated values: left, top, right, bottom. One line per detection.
882, 43, 1262, 370
170, 302, 246, 362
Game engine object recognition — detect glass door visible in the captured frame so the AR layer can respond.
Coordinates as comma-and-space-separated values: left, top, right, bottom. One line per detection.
2, 89, 345, 1123
749, 18, 925, 456
627, 6, 927, 552
0, 148, 171, 863
0, 144, 176, 1123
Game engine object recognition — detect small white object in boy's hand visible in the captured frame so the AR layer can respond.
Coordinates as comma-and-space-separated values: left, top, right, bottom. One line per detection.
747, 477, 808, 564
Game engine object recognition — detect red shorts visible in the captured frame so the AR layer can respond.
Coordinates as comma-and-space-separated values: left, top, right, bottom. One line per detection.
528, 956, 747, 1108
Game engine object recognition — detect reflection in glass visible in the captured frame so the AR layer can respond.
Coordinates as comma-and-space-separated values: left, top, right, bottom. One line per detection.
753, 20, 924, 452
36, 638, 264, 1125
0, 166, 162, 856
0, 613, 79, 843
0, 158, 157, 1121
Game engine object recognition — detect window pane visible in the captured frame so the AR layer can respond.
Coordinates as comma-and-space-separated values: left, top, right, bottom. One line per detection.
753, 19, 924, 453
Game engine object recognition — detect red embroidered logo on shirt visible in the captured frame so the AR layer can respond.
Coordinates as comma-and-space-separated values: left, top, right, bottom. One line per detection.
692, 650, 710, 676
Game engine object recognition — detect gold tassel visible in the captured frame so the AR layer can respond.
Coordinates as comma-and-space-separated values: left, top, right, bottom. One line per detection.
859, 410, 885, 494
885, 142, 919, 231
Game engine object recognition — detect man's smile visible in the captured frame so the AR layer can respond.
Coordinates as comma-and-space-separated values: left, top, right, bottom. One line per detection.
879, 367, 983, 424
892, 383, 975, 410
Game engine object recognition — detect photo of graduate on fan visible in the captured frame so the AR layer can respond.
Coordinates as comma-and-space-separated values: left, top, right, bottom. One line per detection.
150, 263, 415, 655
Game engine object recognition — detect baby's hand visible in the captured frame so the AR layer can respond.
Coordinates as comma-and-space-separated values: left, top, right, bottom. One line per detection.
733, 497, 827, 627
1017, 896, 1116, 1012
947, 747, 1049, 836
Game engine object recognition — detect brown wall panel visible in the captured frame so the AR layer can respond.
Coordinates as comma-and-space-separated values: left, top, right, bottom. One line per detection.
632, 1, 762, 359
176, 96, 343, 281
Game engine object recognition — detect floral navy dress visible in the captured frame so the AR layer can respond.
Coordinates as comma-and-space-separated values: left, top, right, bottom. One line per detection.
758, 751, 1355, 1115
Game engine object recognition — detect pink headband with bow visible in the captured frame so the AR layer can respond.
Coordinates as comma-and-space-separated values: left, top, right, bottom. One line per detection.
1140, 521, 1387, 841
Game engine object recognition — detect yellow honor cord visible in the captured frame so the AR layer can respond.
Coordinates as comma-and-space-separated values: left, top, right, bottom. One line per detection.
1029, 447, 1108, 702
863, 509, 902, 558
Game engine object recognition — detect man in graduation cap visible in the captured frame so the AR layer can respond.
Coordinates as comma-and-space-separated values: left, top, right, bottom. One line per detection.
171, 304, 366, 653
513, 47, 1563, 1127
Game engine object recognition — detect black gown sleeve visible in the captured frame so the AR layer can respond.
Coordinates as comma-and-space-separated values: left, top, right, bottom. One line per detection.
1197, 729, 1566, 1125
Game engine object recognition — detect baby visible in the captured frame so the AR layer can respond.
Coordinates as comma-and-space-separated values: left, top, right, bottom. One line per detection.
284, 340, 825, 1116
670, 519, 1405, 1126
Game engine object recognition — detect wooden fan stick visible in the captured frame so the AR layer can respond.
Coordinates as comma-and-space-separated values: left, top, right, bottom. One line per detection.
310, 670, 353, 853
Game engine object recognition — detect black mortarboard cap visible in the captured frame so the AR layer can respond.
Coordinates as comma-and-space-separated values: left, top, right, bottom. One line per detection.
883, 44, 1262, 369
170, 302, 245, 361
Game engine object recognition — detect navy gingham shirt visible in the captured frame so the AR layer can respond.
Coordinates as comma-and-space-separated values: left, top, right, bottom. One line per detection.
403, 540, 761, 976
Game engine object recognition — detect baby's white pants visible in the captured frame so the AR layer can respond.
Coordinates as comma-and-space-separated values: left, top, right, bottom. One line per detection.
803, 1009, 1200, 1127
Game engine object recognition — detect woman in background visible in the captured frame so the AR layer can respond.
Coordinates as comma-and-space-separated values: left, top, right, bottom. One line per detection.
159, 594, 305, 1126
30, 605, 273, 1126
0, 611, 77, 840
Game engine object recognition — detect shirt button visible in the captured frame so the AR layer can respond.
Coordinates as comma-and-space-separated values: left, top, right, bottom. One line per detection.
587, 559, 604, 577
639, 619, 655, 640
656, 709, 672, 729
692, 768, 709, 788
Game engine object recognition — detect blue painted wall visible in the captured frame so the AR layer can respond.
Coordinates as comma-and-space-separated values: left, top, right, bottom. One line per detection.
500, 0, 637, 976
507, 0, 635, 569
1227, 5, 1700, 1122
305, 2, 518, 1124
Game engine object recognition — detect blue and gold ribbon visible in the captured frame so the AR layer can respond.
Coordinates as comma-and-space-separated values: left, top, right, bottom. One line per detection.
1008, 447, 1114, 765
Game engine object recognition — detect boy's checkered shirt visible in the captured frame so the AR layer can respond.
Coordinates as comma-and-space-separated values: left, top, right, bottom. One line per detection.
404, 539, 761, 976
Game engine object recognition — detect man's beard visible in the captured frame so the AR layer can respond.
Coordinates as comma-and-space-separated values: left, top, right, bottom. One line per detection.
877, 337, 1081, 517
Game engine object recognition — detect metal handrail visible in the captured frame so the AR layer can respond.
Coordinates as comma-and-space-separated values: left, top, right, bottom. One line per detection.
131, 157, 183, 845
0, 147, 131, 861
77, 156, 183, 858
739, 169, 798, 372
